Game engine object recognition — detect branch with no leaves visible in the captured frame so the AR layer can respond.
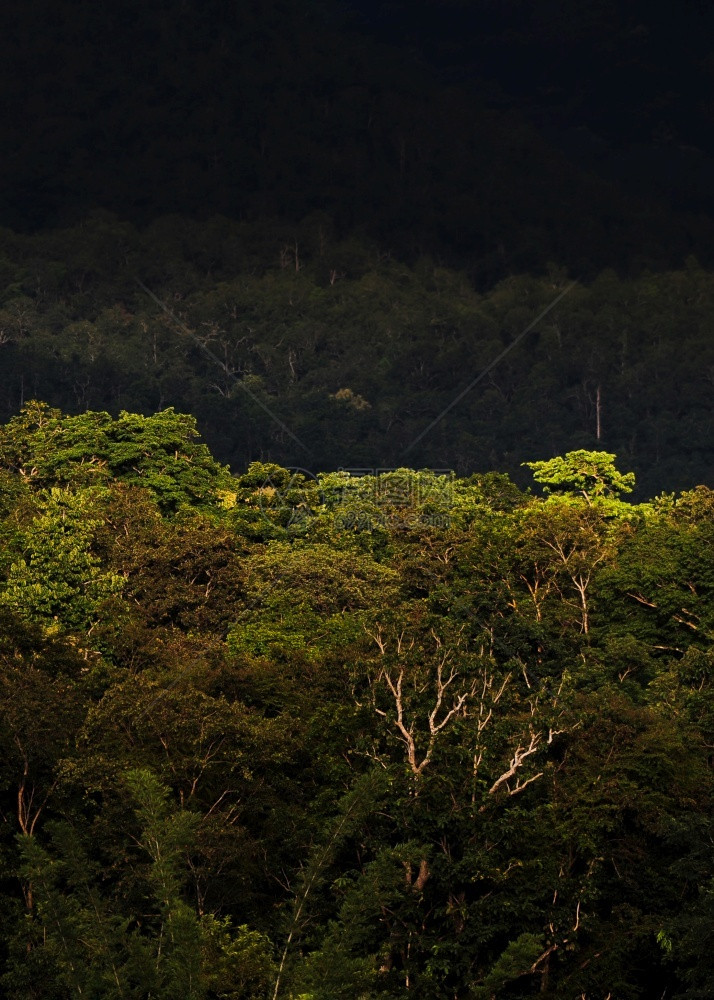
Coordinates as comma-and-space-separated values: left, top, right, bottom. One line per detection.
428, 652, 473, 738
471, 669, 511, 790
369, 630, 476, 782
487, 731, 543, 798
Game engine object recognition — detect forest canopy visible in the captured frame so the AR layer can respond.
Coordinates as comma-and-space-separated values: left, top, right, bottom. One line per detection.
0, 214, 713, 498
0, 403, 712, 998
3, 2, 714, 994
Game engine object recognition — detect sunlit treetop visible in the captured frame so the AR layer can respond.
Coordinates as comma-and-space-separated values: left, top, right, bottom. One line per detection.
523, 450, 636, 504
0, 401, 231, 512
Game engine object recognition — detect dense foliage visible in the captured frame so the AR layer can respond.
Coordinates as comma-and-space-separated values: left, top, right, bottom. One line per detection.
0, 403, 712, 998
1, 215, 713, 497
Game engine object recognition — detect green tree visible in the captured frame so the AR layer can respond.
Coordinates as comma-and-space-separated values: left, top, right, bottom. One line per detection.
0, 402, 232, 512
0, 486, 124, 634
524, 450, 636, 505
4, 772, 276, 1000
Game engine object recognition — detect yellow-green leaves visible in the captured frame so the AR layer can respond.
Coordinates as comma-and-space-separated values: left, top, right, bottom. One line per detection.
524, 450, 636, 504
0, 487, 123, 633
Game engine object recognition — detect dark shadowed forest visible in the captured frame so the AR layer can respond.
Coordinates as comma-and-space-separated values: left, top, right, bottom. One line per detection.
1, 1, 714, 997
0, 420, 713, 998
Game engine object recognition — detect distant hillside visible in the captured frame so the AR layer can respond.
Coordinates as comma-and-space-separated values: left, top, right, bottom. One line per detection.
2, 0, 714, 281
1, 215, 712, 496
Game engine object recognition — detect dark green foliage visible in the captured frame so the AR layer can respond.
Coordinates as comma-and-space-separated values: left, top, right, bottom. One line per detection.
1, 219, 714, 495
0, 401, 232, 511
0, 410, 711, 998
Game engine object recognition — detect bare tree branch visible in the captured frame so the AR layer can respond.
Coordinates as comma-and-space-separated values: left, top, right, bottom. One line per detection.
488, 732, 543, 797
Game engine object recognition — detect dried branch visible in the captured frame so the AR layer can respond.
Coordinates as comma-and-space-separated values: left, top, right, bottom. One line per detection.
488, 732, 543, 797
